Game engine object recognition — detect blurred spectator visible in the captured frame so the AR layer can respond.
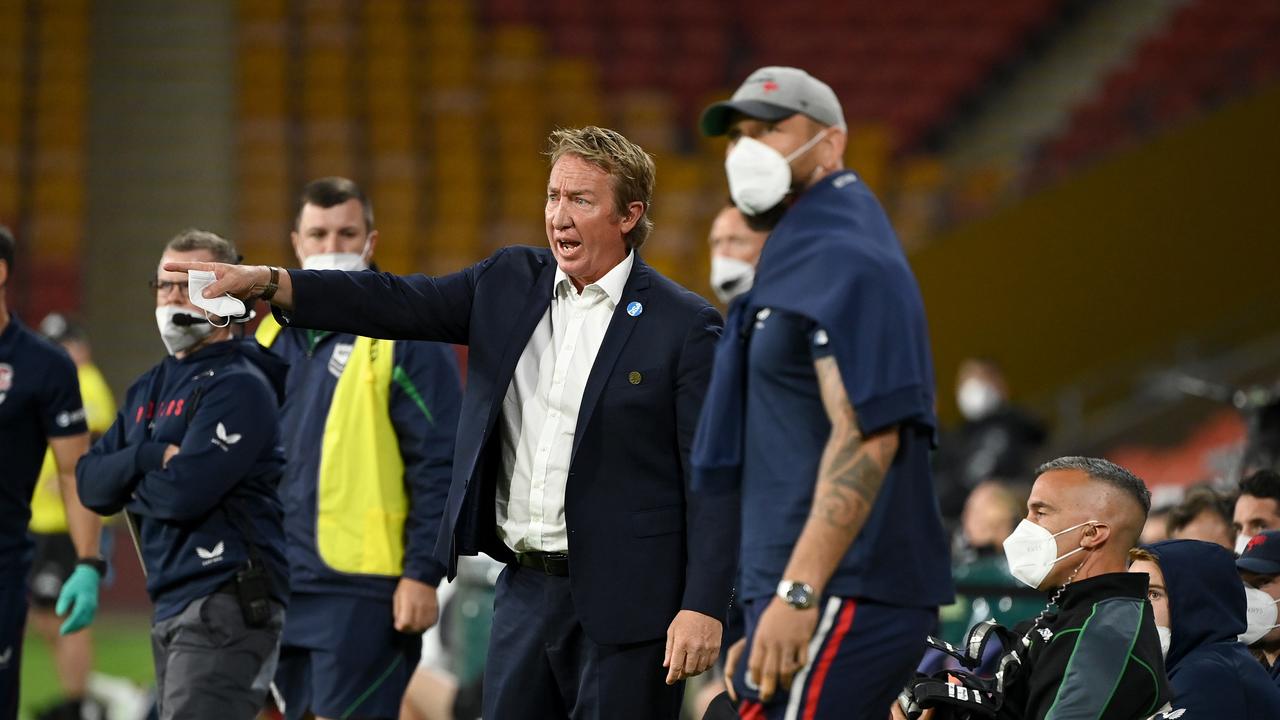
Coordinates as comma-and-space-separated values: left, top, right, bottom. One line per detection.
937, 480, 1041, 645
1234, 470, 1280, 554
1235, 530, 1280, 688
1131, 540, 1280, 717
934, 358, 1046, 523
27, 313, 116, 720
706, 204, 767, 305
1140, 487, 1184, 545
1167, 486, 1235, 550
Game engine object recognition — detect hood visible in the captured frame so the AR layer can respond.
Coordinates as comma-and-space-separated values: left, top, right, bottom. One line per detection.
233, 338, 289, 404
1143, 539, 1247, 669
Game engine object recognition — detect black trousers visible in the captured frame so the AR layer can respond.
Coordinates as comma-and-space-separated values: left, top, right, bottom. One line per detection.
482, 565, 684, 720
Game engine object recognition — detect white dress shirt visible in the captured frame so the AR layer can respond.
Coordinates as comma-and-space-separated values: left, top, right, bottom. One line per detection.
496, 251, 634, 553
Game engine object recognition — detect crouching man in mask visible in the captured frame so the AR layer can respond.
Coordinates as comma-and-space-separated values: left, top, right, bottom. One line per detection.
900, 457, 1171, 719
1129, 539, 1280, 718
76, 230, 289, 719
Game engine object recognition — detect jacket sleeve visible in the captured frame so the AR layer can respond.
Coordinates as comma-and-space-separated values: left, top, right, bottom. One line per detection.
125, 373, 276, 523
390, 341, 462, 586
75, 406, 156, 516
277, 250, 509, 345
676, 304, 740, 620
1031, 597, 1149, 720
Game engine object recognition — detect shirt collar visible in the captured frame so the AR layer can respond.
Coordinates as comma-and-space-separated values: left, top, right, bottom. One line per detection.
553, 250, 634, 307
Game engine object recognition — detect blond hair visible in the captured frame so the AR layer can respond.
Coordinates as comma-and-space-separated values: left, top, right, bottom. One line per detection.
546, 126, 655, 249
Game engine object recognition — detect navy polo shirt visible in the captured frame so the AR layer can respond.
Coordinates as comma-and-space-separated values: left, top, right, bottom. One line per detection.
0, 314, 87, 566
736, 170, 953, 608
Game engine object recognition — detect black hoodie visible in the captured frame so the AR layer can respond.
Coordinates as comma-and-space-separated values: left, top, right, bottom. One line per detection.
77, 339, 289, 620
1144, 539, 1280, 718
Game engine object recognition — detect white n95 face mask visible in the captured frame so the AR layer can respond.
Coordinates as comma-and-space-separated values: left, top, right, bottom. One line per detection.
724, 129, 830, 216
155, 306, 214, 356
1236, 533, 1253, 556
302, 241, 370, 272
1240, 585, 1280, 645
1002, 518, 1096, 589
1156, 625, 1172, 658
957, 379, 1001, 421
710, 256, 755, 304
187, 270, 245, 326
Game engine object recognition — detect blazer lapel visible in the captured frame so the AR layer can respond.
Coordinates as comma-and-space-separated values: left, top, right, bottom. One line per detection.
571, 257, 651, 460
484, 258, 556, 429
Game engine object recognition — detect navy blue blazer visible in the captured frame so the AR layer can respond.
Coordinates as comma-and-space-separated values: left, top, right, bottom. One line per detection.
278, 246, 738, 645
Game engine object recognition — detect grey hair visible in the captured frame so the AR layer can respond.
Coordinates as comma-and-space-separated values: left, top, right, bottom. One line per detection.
164, 229, 238, 265
1037, 456, 1151, 516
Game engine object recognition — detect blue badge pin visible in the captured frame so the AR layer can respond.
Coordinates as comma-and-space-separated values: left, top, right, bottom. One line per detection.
626, 301, 643, 317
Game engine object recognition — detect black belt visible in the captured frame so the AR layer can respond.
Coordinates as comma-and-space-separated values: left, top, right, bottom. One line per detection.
515, 551, 570, 577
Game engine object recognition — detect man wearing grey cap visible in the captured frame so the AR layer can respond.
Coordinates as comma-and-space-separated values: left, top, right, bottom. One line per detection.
692, 67, 954, 718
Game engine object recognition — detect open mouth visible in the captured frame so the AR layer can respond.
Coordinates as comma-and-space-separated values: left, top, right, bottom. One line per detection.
557, 239, 581, 253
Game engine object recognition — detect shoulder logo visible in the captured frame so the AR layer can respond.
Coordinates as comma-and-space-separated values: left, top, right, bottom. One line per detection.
196, 541, 225, 566
211, 422, 241, 451
329, 342, 354, 378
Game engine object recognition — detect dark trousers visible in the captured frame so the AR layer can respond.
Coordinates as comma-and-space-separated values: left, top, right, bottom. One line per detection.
150, 592, 283, 720
0, 562, 29, 720
483, 565, 684, 720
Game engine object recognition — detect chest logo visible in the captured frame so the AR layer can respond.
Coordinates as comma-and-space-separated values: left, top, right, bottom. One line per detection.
1037, 627, 1053, 642
196, 541, 225, 566
626, 301, 643, 317
329, 342, 354, 378
211, 422, 242, 451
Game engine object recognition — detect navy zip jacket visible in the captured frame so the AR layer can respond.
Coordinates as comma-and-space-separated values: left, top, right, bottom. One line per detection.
76, 339, 289, 620
265, 327, 460, 597
1143, 539, 1280, 718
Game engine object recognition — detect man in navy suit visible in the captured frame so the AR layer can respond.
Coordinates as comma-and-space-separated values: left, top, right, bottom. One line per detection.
167, 126, 737, 718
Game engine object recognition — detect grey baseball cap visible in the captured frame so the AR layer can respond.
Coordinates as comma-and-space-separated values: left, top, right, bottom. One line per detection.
700, 66, 846, 137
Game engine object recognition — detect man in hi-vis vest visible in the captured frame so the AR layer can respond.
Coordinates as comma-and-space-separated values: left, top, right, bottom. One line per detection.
260, 178, 462, 720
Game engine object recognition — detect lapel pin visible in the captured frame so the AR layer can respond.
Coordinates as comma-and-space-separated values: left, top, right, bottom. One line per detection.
628, 371, 642, 385
626, 301, 643, 317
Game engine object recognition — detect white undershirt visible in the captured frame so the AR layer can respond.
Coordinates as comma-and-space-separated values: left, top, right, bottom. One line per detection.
496, 251, 634, 553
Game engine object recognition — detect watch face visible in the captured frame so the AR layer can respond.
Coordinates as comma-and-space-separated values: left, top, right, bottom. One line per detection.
786, 584, 811, 608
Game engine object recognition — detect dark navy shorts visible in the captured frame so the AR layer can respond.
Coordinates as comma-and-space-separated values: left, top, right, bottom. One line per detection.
275, 592, 422, 720
732, 596, 934, 720
0, 561, 30, 720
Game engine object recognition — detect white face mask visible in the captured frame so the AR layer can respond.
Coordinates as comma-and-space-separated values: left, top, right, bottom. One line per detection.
1241, 585, 1280, 645
1002, 518, 1096, 589
957, 378, 1002, 421
1236, 533, 1253, 556
1156, 625, 1172, 658
710, 255, 755, 303
301, 241, 370, 271
155, 306, 214, 356
724, 129, 831, 216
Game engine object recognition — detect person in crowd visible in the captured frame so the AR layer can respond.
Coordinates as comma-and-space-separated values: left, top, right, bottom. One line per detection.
259, 177, 462, 720
1140, 488, 1183, 545
1166, 485, 1235, 550
163, 126, 737, 720
696, 65, 952, 717
1235, 470, 1280, 554
77, 230, 288, 719
900, 457, 1169, 720
707, 203, 768, 306
1130, 539, 1280, 717
1236, 529, 1280, 688
0, 226, 103, 720
934, 357, 1047, 524
26, 314, 116, 720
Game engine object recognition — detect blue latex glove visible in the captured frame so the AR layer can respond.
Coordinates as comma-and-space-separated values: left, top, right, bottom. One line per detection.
55, 564, 101, 635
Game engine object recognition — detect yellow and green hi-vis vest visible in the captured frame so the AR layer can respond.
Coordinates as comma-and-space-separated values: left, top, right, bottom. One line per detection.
257, 315, 408, 576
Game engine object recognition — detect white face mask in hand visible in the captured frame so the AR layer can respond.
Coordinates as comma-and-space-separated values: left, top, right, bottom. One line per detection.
1240, 585, 1280, 645
724, 129, 831, 216
301, 241, 370, 272
709, 256, 755, 304
1002, 519, 1097, 589
155, 306, 214, 356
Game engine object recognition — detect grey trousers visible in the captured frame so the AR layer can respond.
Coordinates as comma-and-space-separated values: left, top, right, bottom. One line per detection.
151, 591, 284, 720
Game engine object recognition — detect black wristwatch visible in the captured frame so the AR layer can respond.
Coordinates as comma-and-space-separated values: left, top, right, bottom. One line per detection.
76, 557, 108, 576
776, 579, 816, 610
